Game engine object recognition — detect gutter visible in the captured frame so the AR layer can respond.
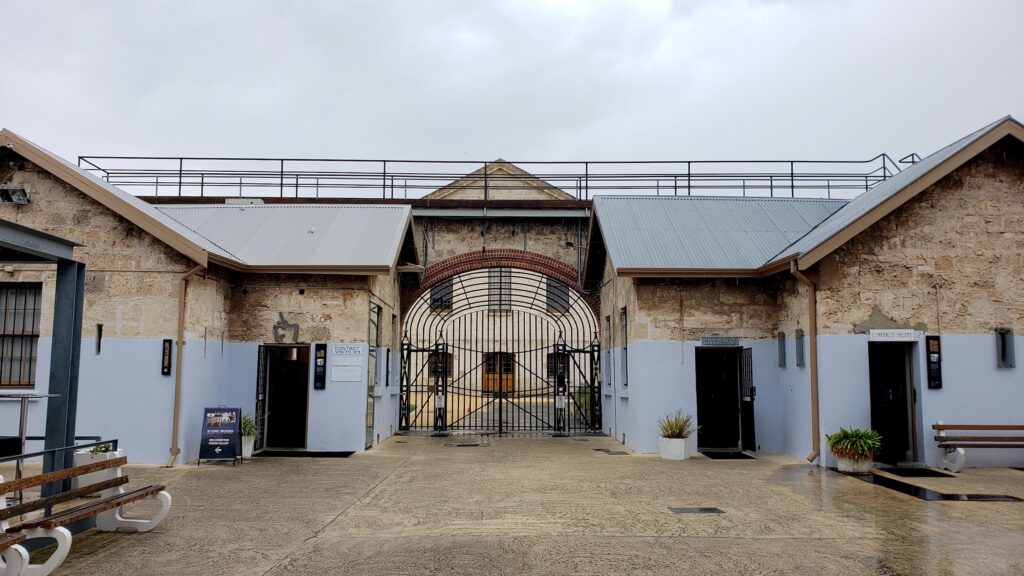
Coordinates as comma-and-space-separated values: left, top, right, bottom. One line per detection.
790, 261, 820, 463
166, 265, 205, 467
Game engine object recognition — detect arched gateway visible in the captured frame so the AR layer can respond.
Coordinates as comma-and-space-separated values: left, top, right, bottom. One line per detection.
400, 261, 600, 434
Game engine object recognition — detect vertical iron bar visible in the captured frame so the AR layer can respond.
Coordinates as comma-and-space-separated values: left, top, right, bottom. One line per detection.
177, 158, 183, 196
790, 161, 795, 198
382, 161, 387, 199
279, 159, 284, 198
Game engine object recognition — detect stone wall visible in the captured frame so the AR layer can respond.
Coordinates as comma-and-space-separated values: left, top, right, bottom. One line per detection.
632, 277, 779, 341
0, 153, 195, 339
414, 218, 584, 271
815, 138, 1024, 335
227, 274, 370, 344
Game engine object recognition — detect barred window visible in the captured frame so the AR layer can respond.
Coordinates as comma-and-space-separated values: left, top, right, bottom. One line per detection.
430, 278, 453, 312
484, 352, 514, 375
0, 284, 42, 387
488, 268, 511, 311
546, 279, 570, 313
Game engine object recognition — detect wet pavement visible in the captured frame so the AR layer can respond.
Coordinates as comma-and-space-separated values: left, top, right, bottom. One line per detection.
13, 435, 1024, 575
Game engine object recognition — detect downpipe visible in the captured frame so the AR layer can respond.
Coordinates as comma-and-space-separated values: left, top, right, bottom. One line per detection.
790, 261, 820, 463
166, 265, 204, 467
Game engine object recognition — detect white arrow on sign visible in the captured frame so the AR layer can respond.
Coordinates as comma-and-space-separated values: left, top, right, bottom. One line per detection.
214, 447, 222, 454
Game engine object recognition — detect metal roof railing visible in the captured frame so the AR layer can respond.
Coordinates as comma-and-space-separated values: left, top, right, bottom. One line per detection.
76, 154, 913, 201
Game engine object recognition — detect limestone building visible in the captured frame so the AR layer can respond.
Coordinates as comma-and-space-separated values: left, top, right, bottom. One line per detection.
0, 117, 1020, 468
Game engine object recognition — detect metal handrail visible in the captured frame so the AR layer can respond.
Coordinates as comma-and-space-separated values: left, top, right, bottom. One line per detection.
78, 154, 902, 200
0, 437, 117, 465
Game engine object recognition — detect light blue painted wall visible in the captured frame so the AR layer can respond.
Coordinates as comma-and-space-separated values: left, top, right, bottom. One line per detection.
306, 343, 370, 452
606, 339, 783, 455
776, 336, 812, 460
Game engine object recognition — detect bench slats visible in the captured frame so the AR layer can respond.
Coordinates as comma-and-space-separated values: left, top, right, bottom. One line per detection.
939, 443, 1024, 449
0, 531, 26, 550
9, 485, 165, 531
0, 476, 129, 521
933, 424, 1024, 431
934, 435, 1024, 442
0, 457, 128, 495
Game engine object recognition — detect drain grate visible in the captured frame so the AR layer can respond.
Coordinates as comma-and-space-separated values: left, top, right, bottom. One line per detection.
443, 442, 491, 448
670, 507, 724, 514
852, 473, 1022, 502
593, 448, 628, 455
572, 438, 590, 442
701, 451, 755, 460
878, 467, 956, 478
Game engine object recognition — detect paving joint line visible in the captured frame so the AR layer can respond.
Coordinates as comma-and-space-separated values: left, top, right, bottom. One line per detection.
257, 447, 425, 576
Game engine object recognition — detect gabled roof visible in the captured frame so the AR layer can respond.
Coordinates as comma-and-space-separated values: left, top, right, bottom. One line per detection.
589, 115, 1024, 278
425, 160, 574, 200
0, 128, 219, 266
784, 115, 1024, 270
0, 129, 417, 274
591, 196, 846, 277
156, 204, 414, 273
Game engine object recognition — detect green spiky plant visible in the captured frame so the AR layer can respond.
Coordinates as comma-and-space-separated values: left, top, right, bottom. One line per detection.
826, 427, 882, 461
241, 414, 260, 438
658, 410, 697, 439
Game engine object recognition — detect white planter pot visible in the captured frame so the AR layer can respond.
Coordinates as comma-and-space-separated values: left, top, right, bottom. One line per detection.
835, 455, 873, 473
658, 436, 693, 460
72, 449, 124, 489
242, 436, 256, 459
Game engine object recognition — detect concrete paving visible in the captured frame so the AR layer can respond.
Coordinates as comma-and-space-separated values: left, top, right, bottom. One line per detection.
28, 436, 1024, 575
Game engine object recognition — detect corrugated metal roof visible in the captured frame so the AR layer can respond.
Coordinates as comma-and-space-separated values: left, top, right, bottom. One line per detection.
157, 204, 411, 268
594, 196, 846, 271
778, 116, 1016, 261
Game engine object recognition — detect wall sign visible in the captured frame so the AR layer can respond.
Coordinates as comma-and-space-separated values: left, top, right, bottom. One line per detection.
700, 336, 739, 347
926, 335, 942, 389
313, 343, 327, 390
199, 406, 240, 462
161, 339, 173, 376
868, 329, 922, 342
330, 344, 363, 382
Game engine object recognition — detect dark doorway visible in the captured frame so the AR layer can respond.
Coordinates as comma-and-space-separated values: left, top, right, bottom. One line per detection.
696, 347, 742, 451
869, 343, 916, 465
264, 345, 310, 449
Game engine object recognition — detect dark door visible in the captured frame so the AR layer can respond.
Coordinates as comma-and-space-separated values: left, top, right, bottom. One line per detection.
869, 343, 913, 465
265, 346, 310, 449
740, 347, 756, 451
696, 348, 741, 450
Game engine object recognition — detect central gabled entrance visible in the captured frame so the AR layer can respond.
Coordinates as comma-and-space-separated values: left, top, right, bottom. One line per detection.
400, 266, 600, 434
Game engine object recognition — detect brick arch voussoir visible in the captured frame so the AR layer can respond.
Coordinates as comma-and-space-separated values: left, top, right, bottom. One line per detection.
402, 249, 600, 321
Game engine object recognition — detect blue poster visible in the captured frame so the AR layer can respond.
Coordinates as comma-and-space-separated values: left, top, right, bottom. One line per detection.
199, 406, 241, 461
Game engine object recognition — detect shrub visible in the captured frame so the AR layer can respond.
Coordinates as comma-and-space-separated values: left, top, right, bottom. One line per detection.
826, 427, 881, 461
658, 410, 697, 439
241, 414, 260, 437
89, 442, 114, 454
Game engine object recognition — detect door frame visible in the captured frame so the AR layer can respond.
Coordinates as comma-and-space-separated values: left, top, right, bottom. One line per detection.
868, 341, 919, 464
695, 345, 745, 452
257, 343, 312, 451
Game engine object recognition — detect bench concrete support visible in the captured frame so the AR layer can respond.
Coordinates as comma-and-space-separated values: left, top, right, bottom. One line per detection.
0, 528, 71, 576
95, 491, 172, 533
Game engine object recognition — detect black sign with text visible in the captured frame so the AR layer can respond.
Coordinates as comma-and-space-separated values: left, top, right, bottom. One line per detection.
161, 339, 173, 376
313, 343, 327, 390
199, 406, 241, 461
926, 335, 942, 389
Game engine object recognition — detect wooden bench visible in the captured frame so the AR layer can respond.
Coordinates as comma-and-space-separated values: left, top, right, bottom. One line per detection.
0, 456, 171, 576
933, 422, 1024, 472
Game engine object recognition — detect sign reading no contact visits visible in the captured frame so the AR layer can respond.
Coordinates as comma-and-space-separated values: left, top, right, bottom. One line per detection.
199, 406, 241, 462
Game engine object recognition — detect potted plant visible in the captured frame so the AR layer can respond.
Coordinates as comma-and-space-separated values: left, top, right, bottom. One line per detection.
241, 414, 260, 459
72, 442, 124, 488
658, 410, 697, 460
826, 426, 881, 473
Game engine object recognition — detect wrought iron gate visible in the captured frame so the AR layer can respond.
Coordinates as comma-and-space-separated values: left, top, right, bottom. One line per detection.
400, 267, 600, 434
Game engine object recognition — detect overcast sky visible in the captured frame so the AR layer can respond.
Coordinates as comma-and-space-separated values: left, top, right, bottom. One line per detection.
2, 0, 1022, 164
